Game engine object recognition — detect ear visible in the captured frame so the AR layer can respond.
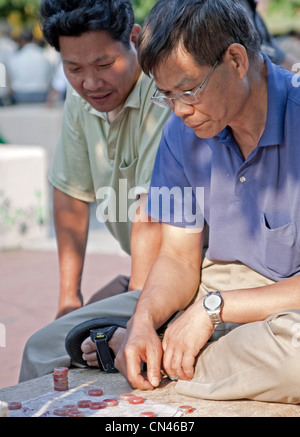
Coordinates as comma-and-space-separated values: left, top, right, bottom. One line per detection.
130, 24, 141, 48
224, 43, 249, 80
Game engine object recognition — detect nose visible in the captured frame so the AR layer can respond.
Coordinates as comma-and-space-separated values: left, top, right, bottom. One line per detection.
172, 100, 194, 118
83, 72, 104, 91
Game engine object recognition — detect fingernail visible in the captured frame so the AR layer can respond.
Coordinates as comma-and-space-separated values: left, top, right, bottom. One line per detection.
150, 376, 160, 387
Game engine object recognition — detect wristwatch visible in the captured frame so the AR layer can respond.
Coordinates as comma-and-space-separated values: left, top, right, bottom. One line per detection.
203, 291, 223, 327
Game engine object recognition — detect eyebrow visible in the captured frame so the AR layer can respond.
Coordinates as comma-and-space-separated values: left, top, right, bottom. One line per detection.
157, 76, 197, 93
63, 55, 113, 66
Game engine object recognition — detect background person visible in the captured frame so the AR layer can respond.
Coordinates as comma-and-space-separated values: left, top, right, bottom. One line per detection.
8, 29, 53, 104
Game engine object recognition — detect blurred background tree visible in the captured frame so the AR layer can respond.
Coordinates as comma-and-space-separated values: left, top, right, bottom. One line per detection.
0, 0, 158, 42
260, 0, 300, 34
0, 0, 41, 40
0, 0, 299, 42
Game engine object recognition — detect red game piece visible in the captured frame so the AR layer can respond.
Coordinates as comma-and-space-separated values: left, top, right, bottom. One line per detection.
63, 404, 78, 412
120, 393, 135, 401
88, 389, 103, 396
129, 396, 145, 405
102, 398, 118, 407
140, 411, 156, 417
53, 373, 68, 379
53, 408, 69, 416
90, 402, 106, 410
54, 367, 69, 374
77, 400, 91, 408
68, 411, 85, 417
8, 402, 22, 410
178, 405, 194, 414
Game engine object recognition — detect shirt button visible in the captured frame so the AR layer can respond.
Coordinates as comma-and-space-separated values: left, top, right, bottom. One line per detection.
239, 176, 246, 183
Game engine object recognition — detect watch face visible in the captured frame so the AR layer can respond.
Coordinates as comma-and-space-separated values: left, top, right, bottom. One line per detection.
205, 293, 221, 310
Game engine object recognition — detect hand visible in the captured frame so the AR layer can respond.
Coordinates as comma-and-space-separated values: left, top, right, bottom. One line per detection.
162, 299, 214, 380
114, 319, 163, 390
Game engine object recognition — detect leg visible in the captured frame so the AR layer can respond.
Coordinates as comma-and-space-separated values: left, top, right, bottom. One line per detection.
19, 289, 141, 382
176, 258, 300, 404
176, 309, 300, 404
85, 275, 130, 304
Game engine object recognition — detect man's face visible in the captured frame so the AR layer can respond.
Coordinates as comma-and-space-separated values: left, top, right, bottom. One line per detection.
59, 29, 141, 115
153, 45, 249, 139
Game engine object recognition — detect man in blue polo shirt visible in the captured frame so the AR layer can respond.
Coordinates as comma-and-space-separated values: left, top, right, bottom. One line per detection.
112, 0, 300, 402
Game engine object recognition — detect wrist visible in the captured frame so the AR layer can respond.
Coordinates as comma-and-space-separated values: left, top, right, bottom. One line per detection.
202, 291, 223, 328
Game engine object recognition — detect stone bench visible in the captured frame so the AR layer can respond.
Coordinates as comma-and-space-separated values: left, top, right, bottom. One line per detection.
0, 145, 49, 250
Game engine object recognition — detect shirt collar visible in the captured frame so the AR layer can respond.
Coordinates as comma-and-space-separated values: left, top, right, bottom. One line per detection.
72, 70, 144, 120
258, 53, 286, 147
219, 53, 287, 147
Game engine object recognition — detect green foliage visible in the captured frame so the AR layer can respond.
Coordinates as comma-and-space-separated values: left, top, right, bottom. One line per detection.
131, 0, 157, 24
268, 0, 300, 17
264, 0, 300, 33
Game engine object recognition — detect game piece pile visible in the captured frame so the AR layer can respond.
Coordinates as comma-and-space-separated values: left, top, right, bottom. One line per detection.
53, 367, 69, 391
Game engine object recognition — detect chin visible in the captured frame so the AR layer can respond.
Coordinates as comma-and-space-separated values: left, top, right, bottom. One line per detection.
193, 122, 225, 139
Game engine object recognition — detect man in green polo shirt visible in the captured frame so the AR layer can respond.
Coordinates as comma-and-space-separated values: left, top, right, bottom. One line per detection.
18, 0, 170, 382
41, 0, 170, 319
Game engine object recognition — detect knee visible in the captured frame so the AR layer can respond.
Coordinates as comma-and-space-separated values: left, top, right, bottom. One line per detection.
267, 310, 300, 402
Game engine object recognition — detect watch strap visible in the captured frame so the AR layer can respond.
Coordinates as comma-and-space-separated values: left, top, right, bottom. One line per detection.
203, 291, 223, 327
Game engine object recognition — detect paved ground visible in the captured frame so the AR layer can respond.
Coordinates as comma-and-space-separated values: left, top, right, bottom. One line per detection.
0, 229, 131, 390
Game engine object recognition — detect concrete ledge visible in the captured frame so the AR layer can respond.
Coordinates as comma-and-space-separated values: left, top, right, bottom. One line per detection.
0, 368, 299, 417
0, 145, 49, 250
0, 104, 63, 167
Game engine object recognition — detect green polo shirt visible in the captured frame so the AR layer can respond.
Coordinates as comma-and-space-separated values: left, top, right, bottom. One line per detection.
49, 72, 170, 254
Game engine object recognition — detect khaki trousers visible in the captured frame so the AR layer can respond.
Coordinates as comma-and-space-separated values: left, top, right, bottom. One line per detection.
19, 259, 300, 404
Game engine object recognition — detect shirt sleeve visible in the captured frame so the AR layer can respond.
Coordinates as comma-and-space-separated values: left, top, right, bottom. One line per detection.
147, 116, 204, 231
48, 86, 96, 202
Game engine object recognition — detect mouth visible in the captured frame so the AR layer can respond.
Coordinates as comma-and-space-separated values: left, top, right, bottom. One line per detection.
185, 120, 207, 130
88, 91, 113, 105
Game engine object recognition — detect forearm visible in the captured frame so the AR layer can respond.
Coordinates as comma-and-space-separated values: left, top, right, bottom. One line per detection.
128, 195, 162, 291
220, 275, 300, 324
130, 229, 203, 331
53, 188, 90, 313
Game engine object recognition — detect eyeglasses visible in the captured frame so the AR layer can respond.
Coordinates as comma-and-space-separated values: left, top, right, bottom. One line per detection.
151, 59, 219, 109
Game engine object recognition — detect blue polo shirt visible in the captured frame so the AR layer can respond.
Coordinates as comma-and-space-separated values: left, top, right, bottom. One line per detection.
148, 55, 300, 281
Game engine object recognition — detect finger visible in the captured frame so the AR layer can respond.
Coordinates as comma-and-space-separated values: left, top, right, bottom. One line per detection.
163, 344, 185, 380
81, 337, 95, 354
181, 351, 196, 380
81, 337, 99, 367
123, 345, 154, 390
82, 349, 98, 365
146, 349, 163, 388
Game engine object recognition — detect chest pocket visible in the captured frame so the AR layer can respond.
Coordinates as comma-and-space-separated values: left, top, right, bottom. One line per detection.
261, 212, 299, 277
119, 158, 138, 190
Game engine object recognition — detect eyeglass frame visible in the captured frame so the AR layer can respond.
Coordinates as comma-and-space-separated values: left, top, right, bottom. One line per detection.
151, 58, 220, 108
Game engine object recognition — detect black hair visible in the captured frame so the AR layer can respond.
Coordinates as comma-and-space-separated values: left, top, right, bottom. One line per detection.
138, 0, 261, 75
40, 0, 135, 51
